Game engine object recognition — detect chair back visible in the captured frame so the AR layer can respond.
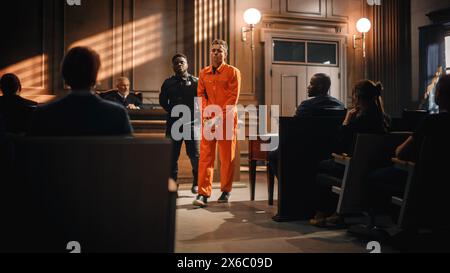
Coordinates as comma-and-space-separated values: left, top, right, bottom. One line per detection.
337, 133, 410, 214
399, 135, 450, 230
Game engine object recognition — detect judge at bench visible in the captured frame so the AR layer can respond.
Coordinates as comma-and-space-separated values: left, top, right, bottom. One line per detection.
28, 47, 133, 136
103, 77, 143, 110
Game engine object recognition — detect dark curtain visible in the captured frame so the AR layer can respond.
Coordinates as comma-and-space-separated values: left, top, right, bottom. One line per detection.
366, 0, 412, 117
418, 24, 445, 111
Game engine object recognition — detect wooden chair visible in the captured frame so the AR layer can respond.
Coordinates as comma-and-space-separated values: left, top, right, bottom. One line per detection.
248, 135, 275, 204
317, 133, 410, 215
1, 136, 175, 253
391, 136, 450, 232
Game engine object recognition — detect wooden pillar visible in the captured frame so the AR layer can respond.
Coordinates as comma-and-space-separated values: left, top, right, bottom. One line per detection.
195, 0, 230, 75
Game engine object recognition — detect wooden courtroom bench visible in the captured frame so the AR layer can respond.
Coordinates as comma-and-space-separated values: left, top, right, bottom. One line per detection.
128, 108, 196, 183
1, 135, 175, 253
274, 115, 345, 222
22, 95, 58, 105
131, 120, 167, 134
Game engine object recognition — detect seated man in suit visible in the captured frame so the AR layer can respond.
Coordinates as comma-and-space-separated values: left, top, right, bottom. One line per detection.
295, 73, 345, 117
28, 47, 133, 136
0, 73, 38, 134
268, 73, 346, 178
103, 77, 143, 110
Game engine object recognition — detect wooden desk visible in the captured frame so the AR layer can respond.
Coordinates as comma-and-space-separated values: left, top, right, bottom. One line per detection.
131, 120, 166, 134
248, 136, 275, 205
22, 95, 57, 104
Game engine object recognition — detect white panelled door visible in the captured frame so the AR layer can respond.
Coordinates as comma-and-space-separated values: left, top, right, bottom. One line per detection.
272, 65, 307, 116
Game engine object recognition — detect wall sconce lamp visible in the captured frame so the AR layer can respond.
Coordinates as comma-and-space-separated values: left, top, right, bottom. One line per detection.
353, 18, 372, 58
242, 8, 261, 93
241, 8, 262, 50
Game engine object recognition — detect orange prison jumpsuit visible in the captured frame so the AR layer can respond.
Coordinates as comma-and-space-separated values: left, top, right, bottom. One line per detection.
197, 63, 241, 197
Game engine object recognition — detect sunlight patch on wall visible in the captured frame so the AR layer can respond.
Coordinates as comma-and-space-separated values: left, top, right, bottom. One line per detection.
69, 14, 163, 82
0, 55, 48, 96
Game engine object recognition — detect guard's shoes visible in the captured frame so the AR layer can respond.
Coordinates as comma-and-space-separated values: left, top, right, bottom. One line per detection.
191, 186, 198, 194
193, 195, 208, 207
217, 192, 230, 203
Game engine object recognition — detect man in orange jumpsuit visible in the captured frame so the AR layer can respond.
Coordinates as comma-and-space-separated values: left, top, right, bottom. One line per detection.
193, 39, 241, 207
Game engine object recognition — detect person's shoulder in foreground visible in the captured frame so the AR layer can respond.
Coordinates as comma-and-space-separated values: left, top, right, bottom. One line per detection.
28, 46, 132, 136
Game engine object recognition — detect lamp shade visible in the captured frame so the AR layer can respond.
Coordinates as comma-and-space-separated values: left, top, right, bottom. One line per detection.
356, 18, 371, 33
243, 8, 262, 25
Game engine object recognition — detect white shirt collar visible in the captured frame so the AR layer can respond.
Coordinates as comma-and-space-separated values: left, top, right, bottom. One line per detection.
117, 92, 129, 99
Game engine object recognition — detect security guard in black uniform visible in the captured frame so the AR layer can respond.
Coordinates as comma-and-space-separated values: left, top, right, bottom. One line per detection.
160, 53, 200, 194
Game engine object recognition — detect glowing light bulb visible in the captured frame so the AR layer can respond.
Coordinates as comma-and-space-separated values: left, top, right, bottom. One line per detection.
243, 8, 262, 25
356, 18, 372, 33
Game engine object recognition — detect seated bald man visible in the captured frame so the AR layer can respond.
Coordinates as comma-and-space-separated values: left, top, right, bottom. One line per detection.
103, 77, 143, 110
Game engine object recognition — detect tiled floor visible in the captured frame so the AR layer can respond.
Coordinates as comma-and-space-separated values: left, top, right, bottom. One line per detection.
175, 171, 376, 253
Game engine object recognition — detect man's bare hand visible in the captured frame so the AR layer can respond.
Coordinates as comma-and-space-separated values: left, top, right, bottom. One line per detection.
127, 104, 140, 110
204, 116, 222, 132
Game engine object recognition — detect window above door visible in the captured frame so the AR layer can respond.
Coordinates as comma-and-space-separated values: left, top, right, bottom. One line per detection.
273, 39, 338, 66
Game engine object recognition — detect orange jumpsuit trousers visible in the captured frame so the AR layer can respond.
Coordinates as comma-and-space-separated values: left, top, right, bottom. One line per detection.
197, 63, 241, 198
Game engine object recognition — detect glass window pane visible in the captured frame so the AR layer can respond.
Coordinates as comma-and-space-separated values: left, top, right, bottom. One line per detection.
307, 42, 337, 65
274, 40, 305, 63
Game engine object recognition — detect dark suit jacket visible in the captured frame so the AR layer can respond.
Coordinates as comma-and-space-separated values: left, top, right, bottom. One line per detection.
0, 113, 5, 139
102, 91, 143, 108
295, 95, 345, 117
28, 93, 133, 136
0, 95, 37, 133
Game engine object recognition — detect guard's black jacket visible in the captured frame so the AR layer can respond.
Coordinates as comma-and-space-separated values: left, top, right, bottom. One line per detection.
159, 74, 199, 132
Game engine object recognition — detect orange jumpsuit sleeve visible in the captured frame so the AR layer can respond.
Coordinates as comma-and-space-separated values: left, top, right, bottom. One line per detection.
197, 70, 208, 115
223, 67, 241, 113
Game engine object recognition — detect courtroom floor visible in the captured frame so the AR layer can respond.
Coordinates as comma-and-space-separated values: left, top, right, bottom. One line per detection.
175, 169, 382, 254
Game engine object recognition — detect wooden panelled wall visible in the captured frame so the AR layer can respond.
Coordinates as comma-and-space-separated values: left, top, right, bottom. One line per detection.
366, 0, 412, 117
0, 0, 195, 105
194, 0, 230, 75
64, 0, 179, 104
0, 0, 55, 96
